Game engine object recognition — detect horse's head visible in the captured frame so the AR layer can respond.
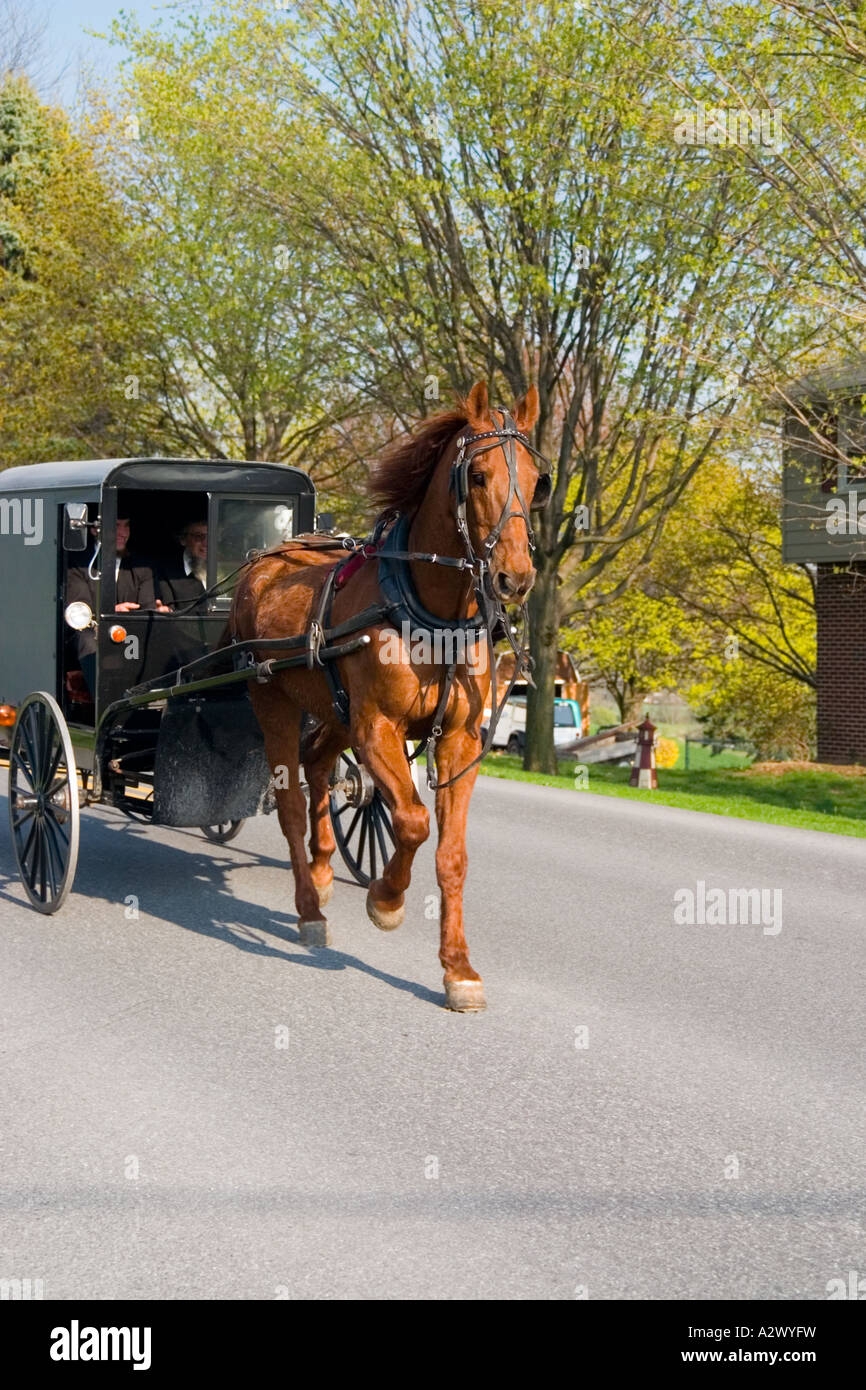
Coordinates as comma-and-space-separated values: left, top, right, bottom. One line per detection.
454, 381, 546, 603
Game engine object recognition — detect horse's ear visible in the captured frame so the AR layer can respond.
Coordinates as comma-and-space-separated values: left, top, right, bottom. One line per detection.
465, 381, 489, 427
513, 385, 539, 432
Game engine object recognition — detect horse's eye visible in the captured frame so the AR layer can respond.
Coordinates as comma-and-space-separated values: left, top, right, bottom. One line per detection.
471, 472, 486, 487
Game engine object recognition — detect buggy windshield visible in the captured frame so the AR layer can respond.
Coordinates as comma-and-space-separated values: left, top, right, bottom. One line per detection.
213, 497, 296, 599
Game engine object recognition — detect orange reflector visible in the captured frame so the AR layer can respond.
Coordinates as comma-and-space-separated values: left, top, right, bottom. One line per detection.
109, 625, 127, 643
0, 704, 16, 726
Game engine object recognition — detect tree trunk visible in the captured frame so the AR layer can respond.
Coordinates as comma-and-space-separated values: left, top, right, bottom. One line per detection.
524, 555, 559, 772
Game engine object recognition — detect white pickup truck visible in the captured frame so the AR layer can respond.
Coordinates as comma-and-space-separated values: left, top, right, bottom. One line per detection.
482, 695, 584, 754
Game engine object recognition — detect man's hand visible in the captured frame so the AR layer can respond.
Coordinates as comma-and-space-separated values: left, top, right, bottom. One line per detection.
154, 600, 172, 612
115, 602, 141, 612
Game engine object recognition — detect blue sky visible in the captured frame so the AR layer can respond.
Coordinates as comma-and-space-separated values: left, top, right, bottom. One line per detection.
36, 0, 196, 108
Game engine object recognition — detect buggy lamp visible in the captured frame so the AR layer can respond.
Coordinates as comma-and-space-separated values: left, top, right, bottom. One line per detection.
64, 601, 93, 631
0, 705, 15, 726
109, 625, 127, 643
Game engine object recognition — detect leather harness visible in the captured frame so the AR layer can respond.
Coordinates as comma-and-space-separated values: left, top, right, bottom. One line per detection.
305, 407, 552, 788
131, 409, 552, 789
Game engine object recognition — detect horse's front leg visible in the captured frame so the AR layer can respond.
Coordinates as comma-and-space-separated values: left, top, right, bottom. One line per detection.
353, 716, 430, 931
433, 728, 486, 1012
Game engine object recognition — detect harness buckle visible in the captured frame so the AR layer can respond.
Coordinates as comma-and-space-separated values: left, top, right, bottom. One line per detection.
306, 619, 324, 668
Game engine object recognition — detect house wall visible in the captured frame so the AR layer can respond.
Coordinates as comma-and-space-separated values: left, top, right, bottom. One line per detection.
783, 413, 866, 564
783, 416, 866, 563
816, 564, 866, 763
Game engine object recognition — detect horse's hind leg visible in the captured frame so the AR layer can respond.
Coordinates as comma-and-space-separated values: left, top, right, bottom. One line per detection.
303, 723, 346, 908
250, 685, 329, 947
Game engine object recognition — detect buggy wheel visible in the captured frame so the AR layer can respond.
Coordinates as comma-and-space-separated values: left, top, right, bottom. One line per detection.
8, 691, 80, 914
200, 820, 245, 843
329, 751, 395, 888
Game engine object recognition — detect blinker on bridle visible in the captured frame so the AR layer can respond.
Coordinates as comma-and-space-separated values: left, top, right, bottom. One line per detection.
448, 407, 552, 566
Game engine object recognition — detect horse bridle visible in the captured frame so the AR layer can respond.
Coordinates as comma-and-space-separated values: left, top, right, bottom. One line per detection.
449, 407, 552, 566
414, 407, 553, 789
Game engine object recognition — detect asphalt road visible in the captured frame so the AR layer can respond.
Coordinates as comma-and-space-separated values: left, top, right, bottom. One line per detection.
1, 769, 865, 1300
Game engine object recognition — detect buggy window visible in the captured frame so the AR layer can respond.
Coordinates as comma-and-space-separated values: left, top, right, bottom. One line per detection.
554, 703, 577, 726
213, 497, 296, 590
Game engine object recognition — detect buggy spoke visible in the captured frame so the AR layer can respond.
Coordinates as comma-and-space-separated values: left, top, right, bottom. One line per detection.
343, 805, 363, 846
356, 809, 368, 868
45, 808, 70, 850
33, 703, 52, 789
35, 826, 48, 901
367, 810, 377, 880
372, 800, 390, 865
42, 823, 61, 898
18, 716, 40, 787
11, 747, 36, 789
19, 816, 38, 873
44, 738, 65, 791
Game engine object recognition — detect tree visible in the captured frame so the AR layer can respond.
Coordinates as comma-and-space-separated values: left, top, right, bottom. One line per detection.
574, 586, 703, 723
650, 457, 816, 691
0, 0, 46, 83
623, 1, 866, 434
0, 77, 157, 465
96, 10, 375, 487
564, 452, 817, 751
688, 660, 816, 763
218, 0, 808, 769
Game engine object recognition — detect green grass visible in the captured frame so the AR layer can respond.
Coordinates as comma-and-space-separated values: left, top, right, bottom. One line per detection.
668, 737, 752, 771
479, 753, 866, 838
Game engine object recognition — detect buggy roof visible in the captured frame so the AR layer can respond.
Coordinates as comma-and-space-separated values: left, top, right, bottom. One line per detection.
0, 457, 315, 494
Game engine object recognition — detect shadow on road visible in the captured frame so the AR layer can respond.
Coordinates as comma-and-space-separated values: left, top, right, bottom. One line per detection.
0, 791, 443, 1008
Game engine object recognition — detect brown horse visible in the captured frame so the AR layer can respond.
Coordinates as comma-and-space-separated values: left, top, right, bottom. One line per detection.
231, 381, 541, 1010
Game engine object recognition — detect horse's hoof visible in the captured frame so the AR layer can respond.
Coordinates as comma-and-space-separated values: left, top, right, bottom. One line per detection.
444, 980, 487, 1012
315, 878, 334, 908
366, 890, 404, 932
298, 920, 330, 948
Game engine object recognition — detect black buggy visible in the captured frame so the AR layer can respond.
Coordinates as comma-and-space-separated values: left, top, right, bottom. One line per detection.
0, 457, 401, 912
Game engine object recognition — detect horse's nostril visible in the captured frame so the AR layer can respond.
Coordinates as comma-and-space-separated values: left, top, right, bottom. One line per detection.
495, 569, 534, 601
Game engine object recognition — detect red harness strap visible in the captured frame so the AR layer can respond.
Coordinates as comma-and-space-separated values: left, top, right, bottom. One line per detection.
334, 542, 380, 590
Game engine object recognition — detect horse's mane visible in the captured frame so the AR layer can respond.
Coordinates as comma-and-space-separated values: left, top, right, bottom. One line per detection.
368, 404, 468, 517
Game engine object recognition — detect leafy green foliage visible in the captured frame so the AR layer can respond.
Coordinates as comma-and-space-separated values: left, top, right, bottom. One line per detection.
0, 78, 158, 464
